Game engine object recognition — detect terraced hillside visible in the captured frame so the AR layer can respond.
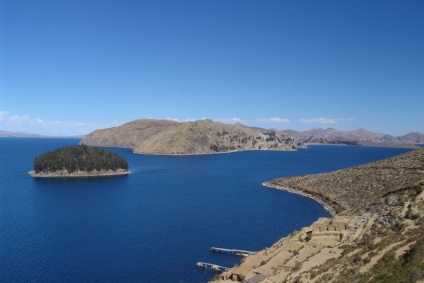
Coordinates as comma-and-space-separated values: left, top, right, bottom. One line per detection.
212, 148, 424, 283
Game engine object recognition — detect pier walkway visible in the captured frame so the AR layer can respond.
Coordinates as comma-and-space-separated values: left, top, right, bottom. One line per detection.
211, 247, 255, 256
196, 262, 230, 272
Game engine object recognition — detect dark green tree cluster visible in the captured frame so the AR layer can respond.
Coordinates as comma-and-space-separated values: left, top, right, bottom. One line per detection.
33, 145, 128, 173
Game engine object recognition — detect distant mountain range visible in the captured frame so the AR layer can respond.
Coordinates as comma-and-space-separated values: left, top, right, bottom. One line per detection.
0, 130, 83, 139
0, 130, 46, 138
80, 119, 304, 155
279, 128, 424, 147
3, 121, 423, 150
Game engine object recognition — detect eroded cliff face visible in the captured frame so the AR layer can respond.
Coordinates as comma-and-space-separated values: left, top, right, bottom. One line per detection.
212, 149, 424, 283
81, 119, 304, 155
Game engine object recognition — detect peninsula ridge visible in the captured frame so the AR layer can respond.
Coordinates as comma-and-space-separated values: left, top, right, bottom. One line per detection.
81, 119, 304, 155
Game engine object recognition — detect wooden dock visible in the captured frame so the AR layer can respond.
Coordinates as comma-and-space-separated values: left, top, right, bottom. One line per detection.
196, 262, 230, 272
211, 247, 255, 256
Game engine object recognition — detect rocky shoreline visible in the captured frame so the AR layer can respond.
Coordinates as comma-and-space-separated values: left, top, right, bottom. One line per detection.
262, 182, 337, 216
135, 147, 300, 156
28, 169, 130, 178
212, 148, 424, 282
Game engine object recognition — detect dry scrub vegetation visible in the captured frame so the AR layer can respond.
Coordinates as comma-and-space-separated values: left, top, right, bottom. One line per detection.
81, 119, 304, 155
212, 148, 424, 283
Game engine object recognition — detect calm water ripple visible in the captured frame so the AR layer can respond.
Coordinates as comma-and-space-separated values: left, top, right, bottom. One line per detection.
0, 138, 409, 282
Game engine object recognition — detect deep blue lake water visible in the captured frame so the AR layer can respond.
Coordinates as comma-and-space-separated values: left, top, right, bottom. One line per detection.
0, 138, 410, 282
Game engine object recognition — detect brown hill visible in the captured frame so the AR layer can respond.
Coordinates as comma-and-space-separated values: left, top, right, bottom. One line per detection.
81, 119, 303, 155
279, 128, 424, 147
212, 148, 424, 283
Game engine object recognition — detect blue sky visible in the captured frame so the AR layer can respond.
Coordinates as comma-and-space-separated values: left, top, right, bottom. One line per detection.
1, 0, 423, 136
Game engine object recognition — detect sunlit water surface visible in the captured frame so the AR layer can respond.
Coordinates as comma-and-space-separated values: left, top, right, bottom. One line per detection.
0, 138, 409, 282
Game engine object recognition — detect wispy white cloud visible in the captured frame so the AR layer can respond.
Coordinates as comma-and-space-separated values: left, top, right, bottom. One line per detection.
215, 117, 246, 124
257, 117, 291, 124
299, 118, 337, 124
165, 117, 181, 122
0, 111, 124, 136
299, 117, 354, 124
165, 117, 246, 124
165, 117, 207, 122
229, 117, 242, 122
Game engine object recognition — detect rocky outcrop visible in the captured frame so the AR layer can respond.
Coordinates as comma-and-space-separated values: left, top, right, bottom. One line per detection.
81, 119, 304, 155
212, 148, 424, 283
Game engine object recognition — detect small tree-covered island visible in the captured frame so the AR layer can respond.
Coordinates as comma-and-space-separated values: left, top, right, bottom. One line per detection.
29, 145, 129, 178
